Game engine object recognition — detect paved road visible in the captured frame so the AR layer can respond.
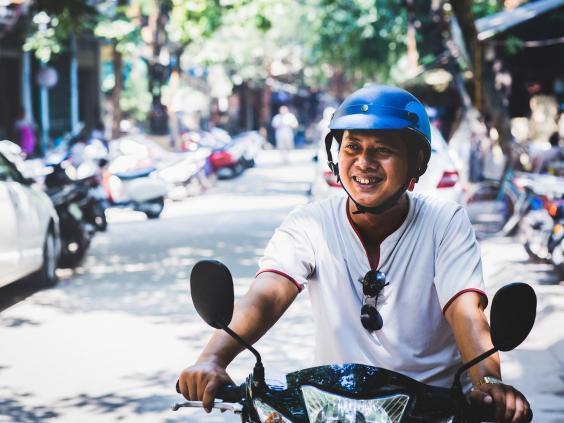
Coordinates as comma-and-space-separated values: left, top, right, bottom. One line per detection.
0, 149, 562, 422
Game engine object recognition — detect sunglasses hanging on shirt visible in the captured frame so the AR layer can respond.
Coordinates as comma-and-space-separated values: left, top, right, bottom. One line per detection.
359, 269, 389, 332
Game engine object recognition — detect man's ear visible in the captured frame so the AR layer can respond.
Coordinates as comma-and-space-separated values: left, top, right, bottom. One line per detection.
415, 149, 427, 176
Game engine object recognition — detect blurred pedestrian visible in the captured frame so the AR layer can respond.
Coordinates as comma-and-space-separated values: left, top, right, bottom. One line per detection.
271, 105, 298, 163
532, 131, 563, 173
12, 106, 36, 157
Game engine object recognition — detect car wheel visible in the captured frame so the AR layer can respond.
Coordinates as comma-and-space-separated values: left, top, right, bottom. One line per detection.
32, 229, 58, 287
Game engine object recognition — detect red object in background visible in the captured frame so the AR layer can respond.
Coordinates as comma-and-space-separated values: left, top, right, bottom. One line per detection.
437, 171, 459, 189
210, 151, 236, 169
323, 170, 341, 188
102, 170, 114, 203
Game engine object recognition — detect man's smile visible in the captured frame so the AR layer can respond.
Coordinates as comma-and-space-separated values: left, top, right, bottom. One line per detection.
351, 174, 383, 187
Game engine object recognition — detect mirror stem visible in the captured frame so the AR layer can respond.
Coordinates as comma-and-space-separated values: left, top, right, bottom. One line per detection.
452, 347, 497, 391
219, 322, 265, 386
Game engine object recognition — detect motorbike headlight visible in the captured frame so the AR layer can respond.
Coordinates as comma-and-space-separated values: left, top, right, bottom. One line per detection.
301, 385, 409, 423
254, 399, 292, 423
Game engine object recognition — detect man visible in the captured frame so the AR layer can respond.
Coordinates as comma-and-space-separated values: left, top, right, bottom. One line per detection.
13, 106, 36, 157
272, 105, 299, 162
532, 131, 563, 173
178, 85, 531, 422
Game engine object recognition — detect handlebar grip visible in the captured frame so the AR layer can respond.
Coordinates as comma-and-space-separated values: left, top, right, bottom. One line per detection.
175, 380, 244, 403
468, 399, 533, 423
467, 400, 496, 422
216, 384, 244, 403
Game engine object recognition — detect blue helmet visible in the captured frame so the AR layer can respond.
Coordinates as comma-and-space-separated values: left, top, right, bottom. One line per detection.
326, 85, 432, 178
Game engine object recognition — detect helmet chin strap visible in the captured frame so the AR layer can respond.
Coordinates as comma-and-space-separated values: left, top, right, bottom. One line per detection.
325, 132, 409, 215
338, 172, 408, 215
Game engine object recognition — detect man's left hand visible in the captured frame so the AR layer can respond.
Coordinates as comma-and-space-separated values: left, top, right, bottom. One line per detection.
470, 382, 532, 423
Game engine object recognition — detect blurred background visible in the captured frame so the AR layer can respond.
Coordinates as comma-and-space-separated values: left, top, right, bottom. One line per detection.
0, 0, 563, 422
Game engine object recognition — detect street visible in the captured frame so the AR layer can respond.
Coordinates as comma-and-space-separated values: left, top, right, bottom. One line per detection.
1, 149, 563, 422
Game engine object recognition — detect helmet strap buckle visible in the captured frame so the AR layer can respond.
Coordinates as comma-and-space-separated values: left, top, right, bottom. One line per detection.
324, 132, 339, 177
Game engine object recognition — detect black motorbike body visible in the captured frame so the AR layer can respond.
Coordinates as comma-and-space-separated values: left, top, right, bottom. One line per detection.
45, 161, 108, 231
46, 184, 93, 268
212, 364, 496, 423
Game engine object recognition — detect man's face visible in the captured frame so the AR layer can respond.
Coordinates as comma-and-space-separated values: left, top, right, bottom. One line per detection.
338, 130, 408, 208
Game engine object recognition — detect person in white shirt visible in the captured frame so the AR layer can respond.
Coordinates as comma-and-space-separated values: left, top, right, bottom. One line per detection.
178, 85, 531, 422
272, 105, 299, 162
532, 132, 563, 173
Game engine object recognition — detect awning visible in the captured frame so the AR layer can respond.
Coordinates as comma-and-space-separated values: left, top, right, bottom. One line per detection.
476, 0, 564, 40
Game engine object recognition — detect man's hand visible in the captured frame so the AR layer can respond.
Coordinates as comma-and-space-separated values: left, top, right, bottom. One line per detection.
470, 382, 532, 423
177, 359, 234, 413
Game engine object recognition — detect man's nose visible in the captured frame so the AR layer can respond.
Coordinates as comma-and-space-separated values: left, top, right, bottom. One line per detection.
356, 152, 378, 169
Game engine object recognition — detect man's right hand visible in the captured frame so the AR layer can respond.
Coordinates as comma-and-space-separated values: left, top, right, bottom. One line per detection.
177, 359, 235, 413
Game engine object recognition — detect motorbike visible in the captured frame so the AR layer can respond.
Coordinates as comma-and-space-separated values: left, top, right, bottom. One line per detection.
104, 138, 168, 219
41, 148, 110, 267
155, 147, 213, 200
44, 155, 108, 232
173, 260, 536, 422
517, 175, 564, 275
547, 198, 564, 276
45, 182, 94, 268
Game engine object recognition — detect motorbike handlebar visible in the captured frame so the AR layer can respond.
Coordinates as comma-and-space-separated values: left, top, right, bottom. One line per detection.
175, 380, 244, 403
467, 399, 496, 422
466, 398, 532, 422
216, 384, 245, 403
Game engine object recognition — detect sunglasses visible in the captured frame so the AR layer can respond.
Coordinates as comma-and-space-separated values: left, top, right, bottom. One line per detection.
359, 270, 389, 332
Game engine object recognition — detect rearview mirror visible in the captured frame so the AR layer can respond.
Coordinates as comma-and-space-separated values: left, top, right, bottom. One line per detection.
490, 283, 536, 352
190, 260, 234, 329
452, 282, 537, 391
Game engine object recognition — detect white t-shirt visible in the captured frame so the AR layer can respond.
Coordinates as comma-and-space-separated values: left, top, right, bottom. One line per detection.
272, 113, 298, 141
258, 191, 487, 388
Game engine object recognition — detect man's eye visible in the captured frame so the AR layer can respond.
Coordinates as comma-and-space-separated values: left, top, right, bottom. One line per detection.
345, 143, 359, 150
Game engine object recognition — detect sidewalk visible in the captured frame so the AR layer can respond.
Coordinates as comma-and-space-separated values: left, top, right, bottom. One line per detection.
479, 234, 564, 422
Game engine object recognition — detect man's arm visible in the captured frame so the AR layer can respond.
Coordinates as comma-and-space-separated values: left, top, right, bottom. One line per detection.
177, 272, 299, 411
445, 292, 531, 423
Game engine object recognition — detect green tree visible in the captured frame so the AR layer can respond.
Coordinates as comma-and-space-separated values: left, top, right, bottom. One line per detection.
23, 0, 98, 62
95, 0, 142, 138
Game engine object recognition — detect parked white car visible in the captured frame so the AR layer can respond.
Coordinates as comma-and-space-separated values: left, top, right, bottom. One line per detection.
311, 125, 463, 203
0, 142, 60, 288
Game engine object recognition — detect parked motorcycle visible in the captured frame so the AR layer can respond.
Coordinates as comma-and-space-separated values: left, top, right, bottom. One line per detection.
44, 156, 108, 232
45, 183, 94, 268
517, 175, 564, 275
181, 129, 265, 179
155, 147, 213, 200
548, 199, 564, 276
173, 260, 536, 422
105, 138, 168, 219
104, 165, 167, 219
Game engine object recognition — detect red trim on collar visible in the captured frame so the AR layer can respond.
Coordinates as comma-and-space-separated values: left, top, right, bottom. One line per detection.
256, 269, 304, 292
346, 199, 380, 270
442, 288, 489, 315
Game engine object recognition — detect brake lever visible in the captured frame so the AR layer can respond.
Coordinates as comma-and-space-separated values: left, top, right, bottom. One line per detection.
171, 400, 243, 413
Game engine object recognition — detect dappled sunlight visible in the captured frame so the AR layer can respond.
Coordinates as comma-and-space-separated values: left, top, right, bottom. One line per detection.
0, 387, 59, 423
0, 149, 316, 422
